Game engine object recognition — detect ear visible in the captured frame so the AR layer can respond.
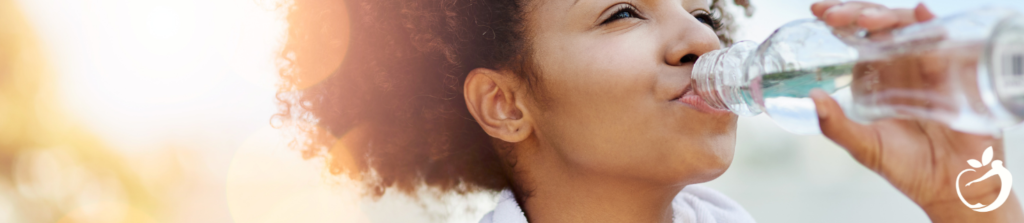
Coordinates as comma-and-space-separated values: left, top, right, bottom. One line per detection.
464, 68, 533, 143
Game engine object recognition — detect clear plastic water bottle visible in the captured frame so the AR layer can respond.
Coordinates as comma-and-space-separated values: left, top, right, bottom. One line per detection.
692, 8, 1024, 135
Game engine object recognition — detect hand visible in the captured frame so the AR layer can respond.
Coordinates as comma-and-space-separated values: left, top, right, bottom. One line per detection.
811, 0, 935, 33
809, 1, 1024, 222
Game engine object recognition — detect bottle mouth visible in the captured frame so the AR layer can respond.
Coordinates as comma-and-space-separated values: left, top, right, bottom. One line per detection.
692, 49, 730, 110
690, 40, 763, 116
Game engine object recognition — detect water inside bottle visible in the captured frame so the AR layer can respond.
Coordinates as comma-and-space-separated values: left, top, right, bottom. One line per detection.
755, 63, 855, 134
756, 48, 1010, 135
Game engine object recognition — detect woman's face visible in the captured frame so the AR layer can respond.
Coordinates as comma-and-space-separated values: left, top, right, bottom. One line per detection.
521, 0, 737, 184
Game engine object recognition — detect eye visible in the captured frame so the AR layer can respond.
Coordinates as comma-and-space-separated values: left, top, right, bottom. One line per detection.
692, 11, 718, 30
601, 4, 641, 25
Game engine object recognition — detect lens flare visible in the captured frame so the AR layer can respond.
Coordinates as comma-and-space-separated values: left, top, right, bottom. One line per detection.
226, 127, 370, 223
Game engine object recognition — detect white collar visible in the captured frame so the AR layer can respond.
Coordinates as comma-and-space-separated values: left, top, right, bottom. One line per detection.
478, 184, 756, 223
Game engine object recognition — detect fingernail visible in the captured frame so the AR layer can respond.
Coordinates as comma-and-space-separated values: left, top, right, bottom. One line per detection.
862, 8, 881, 18
823, 7, 839, 20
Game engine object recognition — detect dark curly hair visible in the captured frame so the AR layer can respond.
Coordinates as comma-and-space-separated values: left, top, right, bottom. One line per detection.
276, 0, 752, 198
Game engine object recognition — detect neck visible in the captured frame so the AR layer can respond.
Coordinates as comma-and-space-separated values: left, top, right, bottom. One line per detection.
512, 141, 685, 223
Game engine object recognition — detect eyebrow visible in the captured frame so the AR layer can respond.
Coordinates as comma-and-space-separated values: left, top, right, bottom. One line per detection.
573, 0, 579, 6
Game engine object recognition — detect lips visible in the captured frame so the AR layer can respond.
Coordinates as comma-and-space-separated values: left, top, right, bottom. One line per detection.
675, 85, 732, 115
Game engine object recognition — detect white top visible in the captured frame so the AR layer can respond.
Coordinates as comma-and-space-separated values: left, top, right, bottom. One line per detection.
478, 184, 756, 223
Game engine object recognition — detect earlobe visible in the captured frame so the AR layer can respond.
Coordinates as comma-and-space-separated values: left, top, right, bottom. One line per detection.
464, 68, 532, 143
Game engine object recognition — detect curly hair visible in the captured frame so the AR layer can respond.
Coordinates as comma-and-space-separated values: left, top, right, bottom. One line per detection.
275, 0, 752, 198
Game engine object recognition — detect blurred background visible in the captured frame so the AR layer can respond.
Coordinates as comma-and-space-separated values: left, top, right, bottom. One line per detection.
3, 0, 1024, 222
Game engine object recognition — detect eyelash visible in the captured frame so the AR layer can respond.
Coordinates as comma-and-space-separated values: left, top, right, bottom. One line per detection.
600, 4, 721, 31
692, 11, 719, 30
601, 4, 642, 25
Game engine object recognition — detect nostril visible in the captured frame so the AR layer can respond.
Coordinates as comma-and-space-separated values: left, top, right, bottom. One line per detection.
680, 54, 699, 64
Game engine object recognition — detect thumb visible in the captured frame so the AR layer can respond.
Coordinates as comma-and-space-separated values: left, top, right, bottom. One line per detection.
810, 89, 882, 170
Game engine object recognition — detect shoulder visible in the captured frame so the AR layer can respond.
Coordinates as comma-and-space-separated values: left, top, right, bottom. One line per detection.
672, 184, 757, 223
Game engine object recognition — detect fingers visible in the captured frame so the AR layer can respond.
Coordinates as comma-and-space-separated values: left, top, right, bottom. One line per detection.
811, 0, 842, 18
819, 1, 887, 28
813, 1, 935, 32
888, 8, 918, 28
856, 8, 900, 31
914, 3, 936, 22
810, 89, 882, 170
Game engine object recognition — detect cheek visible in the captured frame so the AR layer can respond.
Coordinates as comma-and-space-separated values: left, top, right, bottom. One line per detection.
539, 34, 657, 92
529, 30, 737, 181
532, 32, 660, 145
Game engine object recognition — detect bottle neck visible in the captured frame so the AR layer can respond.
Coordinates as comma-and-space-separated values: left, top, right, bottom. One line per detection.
693, 49, 730, 110
692, 41, 762, 116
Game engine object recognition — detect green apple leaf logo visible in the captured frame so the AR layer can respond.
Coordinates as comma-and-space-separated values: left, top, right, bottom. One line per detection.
956, 146, 1013, 212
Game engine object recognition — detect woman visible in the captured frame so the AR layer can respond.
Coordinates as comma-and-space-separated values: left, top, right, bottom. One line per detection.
277, 0, 1024, 222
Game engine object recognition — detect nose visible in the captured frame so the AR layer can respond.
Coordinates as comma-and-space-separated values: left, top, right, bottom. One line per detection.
664, 13, 721, 66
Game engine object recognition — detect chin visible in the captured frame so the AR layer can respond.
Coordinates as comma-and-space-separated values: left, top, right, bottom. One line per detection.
691, 148, 734, 183
697, 158, 732, 182
651, 143, 734, 185
656, 119, 738, 184
683, 137, 736, 184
